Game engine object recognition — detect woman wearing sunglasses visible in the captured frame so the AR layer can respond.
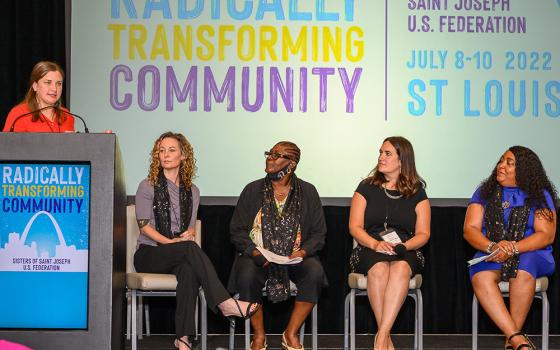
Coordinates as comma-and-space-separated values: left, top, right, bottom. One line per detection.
229, 141, 327, 350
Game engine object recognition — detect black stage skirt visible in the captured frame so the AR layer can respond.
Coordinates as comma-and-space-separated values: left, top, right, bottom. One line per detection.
352, 247, 424, 276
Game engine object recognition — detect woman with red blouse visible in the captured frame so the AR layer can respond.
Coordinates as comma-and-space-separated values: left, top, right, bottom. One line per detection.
3, 61, 74, 133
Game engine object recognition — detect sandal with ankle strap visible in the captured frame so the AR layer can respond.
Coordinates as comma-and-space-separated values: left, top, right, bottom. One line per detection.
227, 300, 260, 322
282, 332, 304, 350
174, 337, 192, 350
250, 339, 267, 350
507, 332, 535, 350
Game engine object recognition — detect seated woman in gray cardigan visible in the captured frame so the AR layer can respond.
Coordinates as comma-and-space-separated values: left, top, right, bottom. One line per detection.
134, 131, 258, 350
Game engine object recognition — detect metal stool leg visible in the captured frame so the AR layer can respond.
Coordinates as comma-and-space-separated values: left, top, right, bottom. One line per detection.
312, 304, 318, 350
349, 289, 356, 350
542, 291, 549, 350
200, 290, 207, 350
145, 303, 151, 336
138, 296, 144, 339
126, 292, 131, 340
409, 292, 417, 350
244, 318, 251, 350
472, 295, 478, 350
132, 290, 137, 350
344, 292, 350, 350
417, 289, 423, 350
410, 293, 417, 349
228, 319, 236, 350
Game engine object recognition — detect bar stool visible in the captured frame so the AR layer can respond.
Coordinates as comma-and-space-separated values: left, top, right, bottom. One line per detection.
228, 281, 318, 350
472, 276, 549, 350
343, 273, 423, 350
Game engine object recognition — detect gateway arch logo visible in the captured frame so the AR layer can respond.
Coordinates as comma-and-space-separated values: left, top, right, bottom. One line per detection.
0, 211, 88, 272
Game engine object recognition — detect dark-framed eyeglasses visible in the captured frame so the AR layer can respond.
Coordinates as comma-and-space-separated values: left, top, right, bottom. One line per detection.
264, 151, 291, 160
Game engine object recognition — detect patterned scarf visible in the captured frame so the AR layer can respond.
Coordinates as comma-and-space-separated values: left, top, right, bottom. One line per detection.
261, 175, 302, 302
484, 187, 530, 281
153, 171, 192, 239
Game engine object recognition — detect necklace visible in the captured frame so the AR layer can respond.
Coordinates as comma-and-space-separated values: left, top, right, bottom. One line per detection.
274, 191, 288, 199
273, 185, 290, 200
383, 183, 403, 199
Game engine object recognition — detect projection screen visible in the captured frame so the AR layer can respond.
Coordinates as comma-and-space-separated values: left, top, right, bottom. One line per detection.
71, 0, 560, 200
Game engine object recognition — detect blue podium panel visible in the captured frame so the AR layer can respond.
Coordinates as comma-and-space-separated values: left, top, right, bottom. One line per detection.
0, 162, 90, 329
0, 133, 125, 350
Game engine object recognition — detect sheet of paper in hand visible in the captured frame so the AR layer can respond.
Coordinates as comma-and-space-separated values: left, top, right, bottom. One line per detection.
467, 248, 501, 267
256, 246, 303, 265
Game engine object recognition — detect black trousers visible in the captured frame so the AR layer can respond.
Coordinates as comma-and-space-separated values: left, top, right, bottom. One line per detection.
232, 255, 326, 304
134, 241, 231, 338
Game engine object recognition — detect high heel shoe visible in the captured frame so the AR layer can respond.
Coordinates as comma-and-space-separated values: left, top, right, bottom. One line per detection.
225, 299, 260, 322
504, 341, 514, 350
282, 332, 303, 350
174, 337, 192, 350
507, 331, 535, 350
250, 339, 267, 350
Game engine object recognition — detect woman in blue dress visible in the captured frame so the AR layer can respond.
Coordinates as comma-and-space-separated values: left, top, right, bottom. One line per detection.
464, 146, 557, 350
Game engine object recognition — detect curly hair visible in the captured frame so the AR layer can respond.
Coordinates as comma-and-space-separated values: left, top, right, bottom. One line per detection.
147, 132, 196, 188
365, 136, 425, 197
480, 146, 558, 221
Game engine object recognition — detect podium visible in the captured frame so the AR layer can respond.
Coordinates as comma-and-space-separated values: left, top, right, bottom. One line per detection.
0, 133, 126, 350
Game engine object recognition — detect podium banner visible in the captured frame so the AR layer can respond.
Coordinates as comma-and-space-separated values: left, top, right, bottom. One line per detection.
0, 162, 91, 329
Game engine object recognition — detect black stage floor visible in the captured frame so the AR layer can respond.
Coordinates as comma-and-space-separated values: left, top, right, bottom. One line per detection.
126, 334, 560, 349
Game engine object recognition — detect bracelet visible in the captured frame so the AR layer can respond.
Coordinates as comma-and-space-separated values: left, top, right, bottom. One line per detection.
512, 242, 520, 256
485, 241, 496, 254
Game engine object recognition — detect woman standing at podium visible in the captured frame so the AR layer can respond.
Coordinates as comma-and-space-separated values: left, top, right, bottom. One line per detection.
3, 61, 74, 132
134, 132, 259, 350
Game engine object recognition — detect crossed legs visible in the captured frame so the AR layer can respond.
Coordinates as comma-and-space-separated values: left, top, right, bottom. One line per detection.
472, 270, 536, 349
366, 261, 412, 350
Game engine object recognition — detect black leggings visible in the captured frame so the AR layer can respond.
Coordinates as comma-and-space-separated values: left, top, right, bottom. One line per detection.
134, 241, 231, 338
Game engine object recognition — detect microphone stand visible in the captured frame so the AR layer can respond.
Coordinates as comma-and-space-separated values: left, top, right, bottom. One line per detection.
9, 106, 55, 132
8, 106, 90, 133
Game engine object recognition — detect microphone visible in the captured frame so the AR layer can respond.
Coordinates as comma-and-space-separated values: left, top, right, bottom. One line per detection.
394, 244, 407, 257
9, 106, 55, 132
54, 107, 89, 133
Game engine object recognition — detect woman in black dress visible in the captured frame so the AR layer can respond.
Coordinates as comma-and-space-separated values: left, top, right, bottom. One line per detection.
349, 136, 430, 350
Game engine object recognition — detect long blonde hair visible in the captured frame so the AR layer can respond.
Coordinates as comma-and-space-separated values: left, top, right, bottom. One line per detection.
147, 132, 196, 188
